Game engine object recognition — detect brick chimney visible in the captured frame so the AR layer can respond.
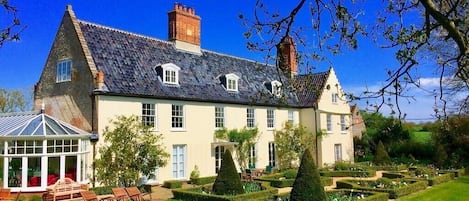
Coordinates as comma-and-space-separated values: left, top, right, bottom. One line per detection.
168, 3, 201, 54
96, 70, 105, 90
277, 36, 297, 76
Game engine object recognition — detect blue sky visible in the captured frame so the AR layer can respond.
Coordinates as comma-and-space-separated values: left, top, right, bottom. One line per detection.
0, 0, 439, 122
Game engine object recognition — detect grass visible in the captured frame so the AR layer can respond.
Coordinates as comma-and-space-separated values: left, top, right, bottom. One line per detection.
410, 131, 432, 144
397, 175, 469, 201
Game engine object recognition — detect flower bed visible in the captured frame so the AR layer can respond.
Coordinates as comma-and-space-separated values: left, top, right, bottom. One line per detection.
439, 168, 465, 178
320, 169, 376, 177
398, 166, 454, 186
336, 178, 427, 199
256, 173, 332, 188
172, 182, 277, 201
272, 190, 388, 201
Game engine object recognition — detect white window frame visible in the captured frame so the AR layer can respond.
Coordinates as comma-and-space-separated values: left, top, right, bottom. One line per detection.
246, 108, 255, 128
215, 107, 225, 129
172, 145, 186, 179
171, 104, 185, 130
332, 93, 338, 104
268, 142, 276, 167
142, 103, 157, 130
226, 73, 239, 92
271, 80, 282, 97
334, 144, 342, 162
326, 114, 332, 133
249, 144, 256, 168
214, 146, 225, 173
267, 109, 275, 129
161, 63, 180, 85
288, 110, 295, 125
56, 60, 72, 83
340, 115, 347, 133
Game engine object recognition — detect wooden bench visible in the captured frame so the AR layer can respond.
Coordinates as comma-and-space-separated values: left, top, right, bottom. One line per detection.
46, 178, 88, 201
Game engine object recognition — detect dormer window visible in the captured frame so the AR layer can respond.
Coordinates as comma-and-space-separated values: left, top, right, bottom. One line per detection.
157, 63, 180, 85
271, 80, 282, 97
224, 73, 239, 92
264, 80, 282, 97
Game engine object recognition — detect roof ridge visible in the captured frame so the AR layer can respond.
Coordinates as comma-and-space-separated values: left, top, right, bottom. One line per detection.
0, 110, 40, 117
78, 20, 173, 45
79, 20, 272, 66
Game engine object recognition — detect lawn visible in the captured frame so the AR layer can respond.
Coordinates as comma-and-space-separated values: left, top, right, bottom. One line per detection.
410, 131, 432, 144
397, 175, 469, 201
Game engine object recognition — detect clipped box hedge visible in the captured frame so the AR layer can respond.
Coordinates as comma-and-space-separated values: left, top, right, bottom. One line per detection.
371, 164, 407, 171
256, 174, 333, 188
336, 179, 427, 199
164, 180, 183, 189
427, 173, 454, 186
320, 169, 376, 177
382, 172, 407, 179
172, 182, 277, 201
439, 168, 465, 178
190, 176, 217, 185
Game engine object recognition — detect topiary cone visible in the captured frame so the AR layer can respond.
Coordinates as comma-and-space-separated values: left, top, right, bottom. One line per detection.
212, 149, 245, 195
290, 147, 326, 201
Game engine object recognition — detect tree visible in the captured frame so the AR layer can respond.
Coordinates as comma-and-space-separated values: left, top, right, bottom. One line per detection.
212, 149, 245, 195
1, 0, 24, 47
432, 115, 469, 167
290, 148, 326, 201
274, 121, 316, 169
0, 88, 27, 113
361, 111, 410, 152
214, 127, 258, 169
373, 140, 391, 165
241, 0, 469, 118
95, 115, 169, 187
433, 143, 448, 168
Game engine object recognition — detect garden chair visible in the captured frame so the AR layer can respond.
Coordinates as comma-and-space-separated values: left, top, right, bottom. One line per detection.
125, 187, 151, 201
80, 190, 113, 201
112, 188, 129, 201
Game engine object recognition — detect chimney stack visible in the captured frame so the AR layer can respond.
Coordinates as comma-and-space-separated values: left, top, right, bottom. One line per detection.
168, 3, 201, 54
277, 36, 297, 76
96, 70, 105, 90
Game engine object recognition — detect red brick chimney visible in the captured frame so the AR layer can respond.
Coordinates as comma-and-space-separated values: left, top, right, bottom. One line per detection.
168, 3, 201, 47
277, 36, 297, 76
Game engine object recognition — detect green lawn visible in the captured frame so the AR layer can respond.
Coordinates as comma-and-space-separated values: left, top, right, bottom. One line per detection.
397, 176, 469, 201
410, 131, 432, 144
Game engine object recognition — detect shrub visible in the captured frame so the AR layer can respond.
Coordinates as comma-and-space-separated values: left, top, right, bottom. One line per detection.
373, 141, 391, 165
428, 172, 454, 186
334, 161, 352, 170
164, 180, 183, 189
283, 169, 298, 179
433, 143, 448, 168
90, 186, 116, 195
212, 149, 245, 195
28, 195, 42, 201
290, 148, 326, 201
191, 176, 217, 185
172, 182, 277, 201
336, 179, 428, 199
190, 165, 200, 184
320, 169, 376, 177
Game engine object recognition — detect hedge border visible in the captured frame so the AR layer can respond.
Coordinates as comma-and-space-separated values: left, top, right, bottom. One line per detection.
320, 169, 376, 177
190, 176, 217, 185
336, 179, 428, 199
172, 182, 277, 201
273, 190, 388, 201
427, 172, 454, 186
164, 180, 183, 189
255, 175, 333, 188
439, 168, 465, 178
371, 164, 407, 171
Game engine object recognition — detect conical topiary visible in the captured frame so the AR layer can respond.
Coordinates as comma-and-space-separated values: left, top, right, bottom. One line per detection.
373, 140, 391, 165
290, 148, 326, 201
212, 149, 245, 195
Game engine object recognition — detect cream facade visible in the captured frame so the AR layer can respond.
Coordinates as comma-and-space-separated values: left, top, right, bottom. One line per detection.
95, 95, 300, 183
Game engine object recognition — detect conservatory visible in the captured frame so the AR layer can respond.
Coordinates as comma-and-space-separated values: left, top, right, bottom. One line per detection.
0, 111, 91, 192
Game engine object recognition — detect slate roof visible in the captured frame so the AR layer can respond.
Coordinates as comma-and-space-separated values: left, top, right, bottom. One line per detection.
294, 69, 330, 107
78, 21, 302, 107
0, 111, 91, 138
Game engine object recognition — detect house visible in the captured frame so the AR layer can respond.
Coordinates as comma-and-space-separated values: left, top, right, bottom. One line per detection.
0, 109, 92, 192
350, 104, 366, 139
33, 4, 353, 185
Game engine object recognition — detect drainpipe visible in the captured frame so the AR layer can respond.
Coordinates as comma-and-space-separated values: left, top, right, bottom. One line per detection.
314, 103, 320, 167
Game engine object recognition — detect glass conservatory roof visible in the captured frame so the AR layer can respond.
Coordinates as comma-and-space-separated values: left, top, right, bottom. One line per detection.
0, 110, 90, 137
